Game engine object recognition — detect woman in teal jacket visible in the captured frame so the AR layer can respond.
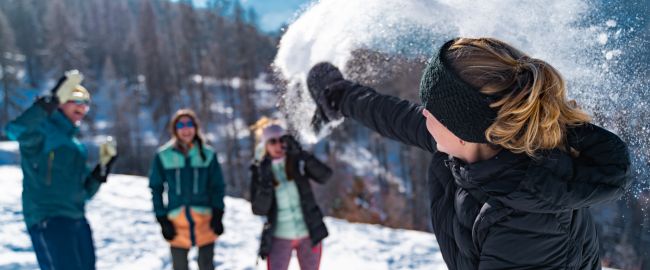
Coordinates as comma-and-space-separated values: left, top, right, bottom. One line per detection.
149, 109, 226, 270
4, 70, 117, 270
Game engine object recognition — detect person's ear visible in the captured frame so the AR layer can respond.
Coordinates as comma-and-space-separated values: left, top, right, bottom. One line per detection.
459, 139, 466, 146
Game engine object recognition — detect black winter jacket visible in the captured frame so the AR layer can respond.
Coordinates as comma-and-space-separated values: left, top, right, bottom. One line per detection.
250, 151, 333, 258
338, 84, 632, 270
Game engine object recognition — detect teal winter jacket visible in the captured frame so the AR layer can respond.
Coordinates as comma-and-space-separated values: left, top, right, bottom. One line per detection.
5, 102, 102, 228
149, 141, 226, 217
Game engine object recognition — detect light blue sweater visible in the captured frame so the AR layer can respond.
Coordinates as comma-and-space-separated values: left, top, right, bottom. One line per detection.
271, 158, 309, 239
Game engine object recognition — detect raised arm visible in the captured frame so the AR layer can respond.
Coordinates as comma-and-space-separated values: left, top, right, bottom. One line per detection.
307, 62, 436, 152
6, 71, 79, 143
5, 98, 58, 155
301, 151, 332, 184
337, 82, 436, 152
498, 123, 632, 213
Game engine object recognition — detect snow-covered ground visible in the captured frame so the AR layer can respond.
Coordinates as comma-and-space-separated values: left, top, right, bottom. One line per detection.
0, 164, 445, 270
0, 142, 20, 165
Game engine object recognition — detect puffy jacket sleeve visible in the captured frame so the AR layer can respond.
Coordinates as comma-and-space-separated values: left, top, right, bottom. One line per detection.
339, 84, 436, 153
250, 160, 274, 216
148, 154, 167, 216
562, 123, 632, 206
5, 101, 49, 155
84, 165, 102, 199
208, 153, 226, 211
301, 151, 332, 184
510, 123, 632, 213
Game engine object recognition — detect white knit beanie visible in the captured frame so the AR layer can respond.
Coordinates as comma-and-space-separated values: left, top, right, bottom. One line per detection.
261, 124, 286, 144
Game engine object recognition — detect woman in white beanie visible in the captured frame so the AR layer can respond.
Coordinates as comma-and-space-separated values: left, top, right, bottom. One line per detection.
249, 121, 332, 270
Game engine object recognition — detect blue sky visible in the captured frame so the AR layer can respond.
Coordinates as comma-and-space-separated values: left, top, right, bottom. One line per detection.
193, 0, 314, 32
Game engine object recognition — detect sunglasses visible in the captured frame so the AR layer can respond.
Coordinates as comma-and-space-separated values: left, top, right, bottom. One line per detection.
68, 99, 90, 106
267, 137, 283, 145
175, 121, 195, 129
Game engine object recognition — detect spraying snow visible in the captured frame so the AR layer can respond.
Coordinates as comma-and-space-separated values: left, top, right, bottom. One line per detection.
273, 0, 649, 195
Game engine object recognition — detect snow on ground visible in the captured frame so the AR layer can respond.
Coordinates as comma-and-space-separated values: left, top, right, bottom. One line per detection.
0, 165, 445, 270
0, 142, 19, 165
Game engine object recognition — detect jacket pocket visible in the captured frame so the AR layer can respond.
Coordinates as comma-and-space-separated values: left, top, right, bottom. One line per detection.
165, 168, 182, 197
252, 184, 273, 215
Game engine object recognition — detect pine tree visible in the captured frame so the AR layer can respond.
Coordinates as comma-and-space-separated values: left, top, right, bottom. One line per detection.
233, 0, 259, 141
0, 8, 23, 137
104, 0, 139, 81
138, 0, 174, 131
9, 0, 44, 86
42, 0, 88, 74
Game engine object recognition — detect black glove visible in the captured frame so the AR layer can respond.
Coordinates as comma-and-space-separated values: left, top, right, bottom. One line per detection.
307, 62, 347, 123
280, 134, 303, 157
156, 216, 176, 240
35, 96, 60, 114
50, 75, 67, 96
323, 80, 353, 112
90, 154, 118, 183
210, 209, 224, 235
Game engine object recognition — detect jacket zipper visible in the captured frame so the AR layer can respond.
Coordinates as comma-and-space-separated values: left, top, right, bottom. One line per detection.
175, 168, 181, 196
193, 168, 198, 194
175, 155, 182, 196
185, 206, 197, 246
46, 151, 54, 186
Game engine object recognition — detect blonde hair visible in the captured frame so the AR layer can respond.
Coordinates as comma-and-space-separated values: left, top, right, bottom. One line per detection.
445, 38, 590, 156
249, 117, 282, 144
249, 116, 284, 160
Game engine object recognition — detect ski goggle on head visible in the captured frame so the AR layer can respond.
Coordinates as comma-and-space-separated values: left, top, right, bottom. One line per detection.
68, 87, 91, 106
175, 120, 195, 130
65, 99, 91, 114
67, 99, 90, 106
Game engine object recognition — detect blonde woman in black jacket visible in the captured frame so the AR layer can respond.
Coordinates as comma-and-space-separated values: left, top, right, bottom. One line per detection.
307, 38, 632, 269
250, 123, 332, 270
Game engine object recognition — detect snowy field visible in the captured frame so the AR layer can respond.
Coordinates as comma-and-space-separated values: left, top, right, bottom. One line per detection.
0, 162, 445, 270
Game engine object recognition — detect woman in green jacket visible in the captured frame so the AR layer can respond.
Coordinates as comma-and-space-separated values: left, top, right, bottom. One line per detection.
149, 109, 226, 270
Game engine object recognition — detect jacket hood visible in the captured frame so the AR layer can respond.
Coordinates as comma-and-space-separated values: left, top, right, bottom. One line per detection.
452, 123, 632, 213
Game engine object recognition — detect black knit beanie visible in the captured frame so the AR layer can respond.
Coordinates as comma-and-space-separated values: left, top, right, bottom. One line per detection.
419, 39, 498, 143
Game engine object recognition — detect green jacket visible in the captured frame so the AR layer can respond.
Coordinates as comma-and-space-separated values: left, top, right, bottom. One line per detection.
149, 141, 225, 217
5, 102, 102, 228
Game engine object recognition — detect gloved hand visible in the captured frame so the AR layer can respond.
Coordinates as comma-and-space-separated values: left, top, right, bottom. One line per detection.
52, 70, 84, 104
280, 134, 303, 157
90, 155, 117, 183
91, 137, 118, 183
100, 137, 118, 167
307, 62, 346, 122
210, 209, 224, 235
35, 95, 60, 114
156, 216, 176, 240
323, 79, 354, 112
